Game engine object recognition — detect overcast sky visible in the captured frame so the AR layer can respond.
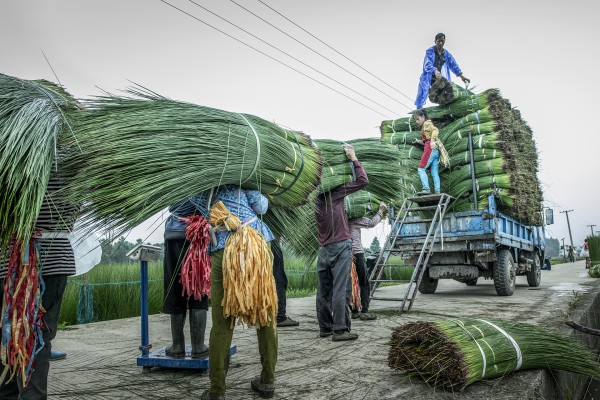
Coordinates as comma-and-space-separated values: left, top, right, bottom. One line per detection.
1, 0, 598, 248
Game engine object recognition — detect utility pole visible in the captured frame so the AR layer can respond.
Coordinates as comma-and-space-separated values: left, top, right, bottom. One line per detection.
560, 210, 574, 248
587, 224, 596, 237
561, 238, 566, 259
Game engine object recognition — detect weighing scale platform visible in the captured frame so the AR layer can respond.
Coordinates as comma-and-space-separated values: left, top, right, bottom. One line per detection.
137, 344, 237, 370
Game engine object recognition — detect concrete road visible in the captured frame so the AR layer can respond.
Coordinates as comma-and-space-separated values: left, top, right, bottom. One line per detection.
49, 260, 599, 399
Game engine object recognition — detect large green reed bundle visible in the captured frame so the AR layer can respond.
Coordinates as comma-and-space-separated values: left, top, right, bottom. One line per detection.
419, 89, 501, 120
62, 87, 323, 234
314, 138, 402, 205
380, 116, 418, 135
0, 74, 78, 249
344, 190, 382, 220
428, 77, 473, 105
589, 264, 600, 278
388, 318, 600, 391
445, 159, 506, 189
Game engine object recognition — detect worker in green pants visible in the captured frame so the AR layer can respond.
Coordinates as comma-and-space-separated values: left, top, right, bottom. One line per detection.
207, 249, 278, 399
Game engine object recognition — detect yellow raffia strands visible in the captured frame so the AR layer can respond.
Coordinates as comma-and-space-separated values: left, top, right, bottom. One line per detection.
210, 201, 278, 328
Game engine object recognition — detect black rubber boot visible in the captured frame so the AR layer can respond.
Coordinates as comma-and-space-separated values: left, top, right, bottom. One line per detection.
165, 312, 186, 358
190, 309, 209, 357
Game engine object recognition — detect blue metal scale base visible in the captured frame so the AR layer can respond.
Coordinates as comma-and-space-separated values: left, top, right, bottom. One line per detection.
137, 344, 237, 370
129, 244, 237, 372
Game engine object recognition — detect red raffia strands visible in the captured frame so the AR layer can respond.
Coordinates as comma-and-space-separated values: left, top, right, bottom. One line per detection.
0, 234, 45, 388
180, 215, 212, 300
350, 258, 361, 311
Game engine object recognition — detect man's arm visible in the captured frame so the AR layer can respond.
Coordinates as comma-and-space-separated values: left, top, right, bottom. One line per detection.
446, 51, 469, 83
348, 202, 387, 228
423, 47, 436, 74
327, 144, 369, 201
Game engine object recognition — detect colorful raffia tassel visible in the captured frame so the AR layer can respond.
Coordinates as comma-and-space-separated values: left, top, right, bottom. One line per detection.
209, 200, 277, 328
179, 215, 212, 300
350, 258, 361, 311
0, 234, 45, 388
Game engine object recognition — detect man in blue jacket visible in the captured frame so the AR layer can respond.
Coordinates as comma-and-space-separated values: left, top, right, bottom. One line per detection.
415, 33, 470, 109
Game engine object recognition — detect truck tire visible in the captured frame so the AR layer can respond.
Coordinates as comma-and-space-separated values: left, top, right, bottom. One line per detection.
527, 255, 542, 287
418, 268, 438, 294
493, 249, 516, 296
465, 278, 478, 286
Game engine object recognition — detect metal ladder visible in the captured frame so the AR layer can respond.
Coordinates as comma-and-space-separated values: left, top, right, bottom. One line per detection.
369, 193, 452, 315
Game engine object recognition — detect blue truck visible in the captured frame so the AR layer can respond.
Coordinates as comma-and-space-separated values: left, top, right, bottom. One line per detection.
394, 194, 547, 296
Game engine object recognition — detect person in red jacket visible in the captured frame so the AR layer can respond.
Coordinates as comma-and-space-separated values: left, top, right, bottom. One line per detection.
315, 144, 369, 342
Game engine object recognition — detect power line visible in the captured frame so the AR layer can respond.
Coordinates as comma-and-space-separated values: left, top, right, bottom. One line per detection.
229, 0, 413, 111
256, 0, 415, 105
159, 0, 391, 118
186, 0, 399, 116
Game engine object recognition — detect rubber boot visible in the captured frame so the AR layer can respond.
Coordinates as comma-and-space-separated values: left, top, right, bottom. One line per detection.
190, 309, 209, 358
165, 312, 186, 358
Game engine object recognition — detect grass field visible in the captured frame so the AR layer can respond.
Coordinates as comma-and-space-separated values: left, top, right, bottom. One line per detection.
58, 255, 411, 326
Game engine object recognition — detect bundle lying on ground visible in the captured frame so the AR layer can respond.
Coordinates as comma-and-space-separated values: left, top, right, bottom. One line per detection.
380, 88, 544, 225
388, 318, 600, 391
589, 264, 600, 278
62, 87, 323, 235
428, 77, 473, 105
314, 138, 402, 206
0, 74, 78, 249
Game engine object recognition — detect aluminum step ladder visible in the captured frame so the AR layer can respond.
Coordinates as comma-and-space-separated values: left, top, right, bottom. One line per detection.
368, 193, 452, 315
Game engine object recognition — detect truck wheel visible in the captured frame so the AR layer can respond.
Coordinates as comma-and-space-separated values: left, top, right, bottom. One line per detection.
527, 255, 542, 287
418, 268, 438, 294
465, 278, 478, 286
493, 249, 516, 296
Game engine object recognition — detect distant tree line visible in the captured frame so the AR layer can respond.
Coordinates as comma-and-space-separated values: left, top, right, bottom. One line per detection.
100, 237, 164, 264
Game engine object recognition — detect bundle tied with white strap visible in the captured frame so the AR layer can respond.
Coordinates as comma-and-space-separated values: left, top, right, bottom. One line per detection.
209, 200, 277, 328
388, 318, 600, 391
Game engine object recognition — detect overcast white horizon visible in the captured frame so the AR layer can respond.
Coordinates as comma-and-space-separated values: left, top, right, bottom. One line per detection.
2, 0, 598, 251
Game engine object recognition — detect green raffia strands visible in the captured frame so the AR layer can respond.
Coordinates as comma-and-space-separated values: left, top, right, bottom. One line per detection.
314, 138, 402, 205
344, 190, 382, 220
62, 87, 323, 234
440, 121, 499, 143
388, 318, 600, 391
418, 89, 498, 120
0, 74, 78, 249
428, 77, 474, 105
447, 174, 512, 199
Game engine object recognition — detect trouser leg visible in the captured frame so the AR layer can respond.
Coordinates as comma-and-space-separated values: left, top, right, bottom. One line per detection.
316, 247, 333, 333
417, 167, 430, 191
427, 150, 440, 193
256, 319, 278, 384
208, 250, 235, 397
271, 242, 287, 323
330, 240, 352, 332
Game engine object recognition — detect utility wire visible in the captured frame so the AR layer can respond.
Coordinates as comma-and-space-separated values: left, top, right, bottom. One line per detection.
257, 0, 415, 105
160, 1, 391, 118
229, 0, 412, 111
185, 0, 398, 117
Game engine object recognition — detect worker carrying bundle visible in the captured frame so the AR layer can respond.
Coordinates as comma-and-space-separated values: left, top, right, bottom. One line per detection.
173, 185, 278, 400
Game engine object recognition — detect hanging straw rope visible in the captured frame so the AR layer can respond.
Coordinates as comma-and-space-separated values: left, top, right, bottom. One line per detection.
209, 201, 277, 328
0, 234, 45, 387
349, 258, 361, 311
179, 215, 212, 300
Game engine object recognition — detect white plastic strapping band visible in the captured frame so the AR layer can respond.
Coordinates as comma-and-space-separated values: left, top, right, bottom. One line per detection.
452, 320, 487, 379
478, 319, 523, 370
238, 113, 261, 184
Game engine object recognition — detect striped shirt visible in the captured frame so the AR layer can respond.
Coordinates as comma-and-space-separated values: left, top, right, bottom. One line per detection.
0, 175, 77, 278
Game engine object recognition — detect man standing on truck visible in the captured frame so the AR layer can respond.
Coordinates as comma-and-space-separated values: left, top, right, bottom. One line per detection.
415, 32, 470, 109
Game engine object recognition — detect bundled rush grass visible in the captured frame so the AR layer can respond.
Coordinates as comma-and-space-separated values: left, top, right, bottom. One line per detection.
62, 87, 323, 236
388, 318, 600, 391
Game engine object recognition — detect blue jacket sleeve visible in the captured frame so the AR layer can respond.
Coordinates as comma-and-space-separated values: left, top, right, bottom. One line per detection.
246, 190, 269, 215
445, 50, 463, 77
423, 47, 436, 73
